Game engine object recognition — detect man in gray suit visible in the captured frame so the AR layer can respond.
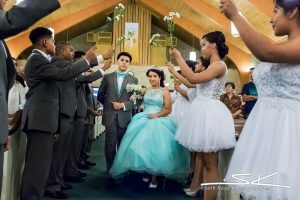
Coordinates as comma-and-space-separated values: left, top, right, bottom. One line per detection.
0, 0, 60, 196
20, 27, 98, 200
97, 52, 138, 184
45, 42, 113, 197
65, 51, 112, 182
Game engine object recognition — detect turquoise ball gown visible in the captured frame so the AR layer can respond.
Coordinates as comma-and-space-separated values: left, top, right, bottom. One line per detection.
110, 88, 190, 181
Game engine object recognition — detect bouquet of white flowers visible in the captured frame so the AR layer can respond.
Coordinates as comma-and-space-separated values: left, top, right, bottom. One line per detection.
126, 84, 144, 100
106, 3, 125, 23
164, 11, 180, 47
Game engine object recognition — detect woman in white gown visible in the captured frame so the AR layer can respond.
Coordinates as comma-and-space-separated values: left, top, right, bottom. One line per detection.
220, 0, 300, 199
169, 31, 236, 200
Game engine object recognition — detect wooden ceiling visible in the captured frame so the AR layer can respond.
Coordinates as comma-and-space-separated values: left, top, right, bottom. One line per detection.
5, 0, 280, 76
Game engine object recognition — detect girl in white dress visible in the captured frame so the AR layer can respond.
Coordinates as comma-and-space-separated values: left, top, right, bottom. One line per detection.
169, 60, 199, 124
168, 57, 210, 196
169, 31, 236, 200
169, 77, 190, 124
220, 0, 300, 199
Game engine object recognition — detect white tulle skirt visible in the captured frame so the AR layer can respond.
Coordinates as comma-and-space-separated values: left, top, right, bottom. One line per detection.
225, 97, 300, 199
169, 95, 190, 125
175, 95, 236, 152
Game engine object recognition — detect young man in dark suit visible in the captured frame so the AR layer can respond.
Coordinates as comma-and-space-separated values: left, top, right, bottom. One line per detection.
20, 27, 98, 200
0, 0, 60, 197
45, 42, 113, 197
97, 52, 138, 185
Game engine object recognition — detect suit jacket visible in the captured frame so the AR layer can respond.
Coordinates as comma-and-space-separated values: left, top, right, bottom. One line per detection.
85, 84, 96, 125
75, 70, 103, 118
52, 56, 78, 120
21, 50, 90, 134
0, 0, 60, 144
97, 72, 138, 128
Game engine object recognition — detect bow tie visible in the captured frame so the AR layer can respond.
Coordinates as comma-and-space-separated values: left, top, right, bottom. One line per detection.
117, 71, 126, 78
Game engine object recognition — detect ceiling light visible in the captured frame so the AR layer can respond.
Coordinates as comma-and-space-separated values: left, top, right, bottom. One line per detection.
189, 51, 196, 61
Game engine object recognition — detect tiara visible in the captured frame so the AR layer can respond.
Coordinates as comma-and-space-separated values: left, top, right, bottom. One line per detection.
148, 66, 163, 71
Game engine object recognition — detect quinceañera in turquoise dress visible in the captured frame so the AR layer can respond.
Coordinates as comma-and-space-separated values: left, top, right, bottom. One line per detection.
110, 87, 190, 181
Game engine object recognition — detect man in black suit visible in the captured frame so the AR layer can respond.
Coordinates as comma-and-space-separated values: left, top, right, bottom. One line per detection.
20, 27, 98, 200
0, 0, 60, 197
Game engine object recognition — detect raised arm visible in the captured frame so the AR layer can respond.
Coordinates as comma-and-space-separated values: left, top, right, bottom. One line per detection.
169, 48, 225, 84
174, 83, 188, 99
33, 57, 90, 81
0, 0, 60, 39
220, 0, 300, 63
77, 70, 103, 83
167, 63, 196, 88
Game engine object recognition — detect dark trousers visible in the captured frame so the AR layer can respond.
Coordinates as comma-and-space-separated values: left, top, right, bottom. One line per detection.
79, 124, 92, 164
46, 115, 73, 192
105, 117, 126, 173
20, 131, 54, 200
85, 125, 94, 153
65, 117, 85, 177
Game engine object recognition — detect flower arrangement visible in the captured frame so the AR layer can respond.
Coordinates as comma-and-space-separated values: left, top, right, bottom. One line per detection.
98, 3, 125, 42
115, 29, 135, 49
107, 3, 125, 23
126, 84, 144, 100
163, 12, 180, 47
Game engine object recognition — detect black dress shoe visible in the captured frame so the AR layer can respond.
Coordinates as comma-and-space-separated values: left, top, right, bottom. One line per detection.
78, 163, 90, 170
86, 160, 96, 166
78, 171, 87, 177
64, 176, 84, 183
61, 183, 73, 190
44, 190, 68, 199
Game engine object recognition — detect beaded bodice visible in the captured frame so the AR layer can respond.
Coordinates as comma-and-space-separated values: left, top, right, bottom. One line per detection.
196, 65, 227, 99
253, 62, 300, 101
143, 88, 164, 114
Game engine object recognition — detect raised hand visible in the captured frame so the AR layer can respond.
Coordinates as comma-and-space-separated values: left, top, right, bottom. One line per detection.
169, 48, 182, 60
102, 60, 112, 71
102, 49, 114, 60
167, 62, 176, 73
84, 46, 98, 62
219, 0, 239, 20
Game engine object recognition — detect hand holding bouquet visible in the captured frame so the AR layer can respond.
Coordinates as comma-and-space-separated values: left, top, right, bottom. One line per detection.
126, 84, 145, 103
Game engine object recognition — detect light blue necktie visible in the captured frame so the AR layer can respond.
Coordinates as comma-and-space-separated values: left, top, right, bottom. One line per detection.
116, 71, 126, 94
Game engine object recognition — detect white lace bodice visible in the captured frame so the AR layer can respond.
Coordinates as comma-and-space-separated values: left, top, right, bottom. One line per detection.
196, 71, 226, 100
253, 62, 300, 102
